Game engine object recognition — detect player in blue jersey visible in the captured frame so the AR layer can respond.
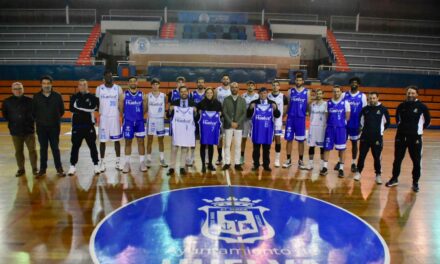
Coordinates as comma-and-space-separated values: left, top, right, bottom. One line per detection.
119, 76, 147, 173
320, 85, 351, 177
167, 76, 185, 104
342, 77, 367, 173
248, 87, 281, 172
188, 77, 206, 166
283, 72, 311, 169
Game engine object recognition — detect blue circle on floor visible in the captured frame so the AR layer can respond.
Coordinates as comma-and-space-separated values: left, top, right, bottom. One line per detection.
90, 186, 389, 263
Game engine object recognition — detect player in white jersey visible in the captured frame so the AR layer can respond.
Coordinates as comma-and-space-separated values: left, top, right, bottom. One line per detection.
240, 80, 259, 164
145, 78, 168, 168
268, 80, 288, 167
119, 76, 147, 173
214, 74, 232, 165
306, 89, 327, 170
96, 70, 123, 172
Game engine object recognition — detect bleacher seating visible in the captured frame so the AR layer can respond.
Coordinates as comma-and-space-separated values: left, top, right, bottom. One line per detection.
1, 80, 439, 127
0, 25, 94, 64
181, 23, 247, 40
334, 31, 440, 70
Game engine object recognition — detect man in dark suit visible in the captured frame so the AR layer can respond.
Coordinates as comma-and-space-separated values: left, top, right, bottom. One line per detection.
167, 86, 198, 176
247, 87, 281, 171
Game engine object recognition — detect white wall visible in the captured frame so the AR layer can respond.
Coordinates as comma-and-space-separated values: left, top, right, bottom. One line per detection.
270, 24, 327, 37
101, 20, 161, 33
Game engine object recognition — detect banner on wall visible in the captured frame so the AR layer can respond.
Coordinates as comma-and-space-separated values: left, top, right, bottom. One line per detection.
178, 11, 248, 24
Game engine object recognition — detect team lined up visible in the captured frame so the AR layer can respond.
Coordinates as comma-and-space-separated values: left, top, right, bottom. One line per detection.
2, 71, 431, 192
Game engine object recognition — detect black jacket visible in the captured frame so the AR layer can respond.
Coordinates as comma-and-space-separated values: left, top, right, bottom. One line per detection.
2, 95, 34, 136
197, 98, 222, 112
32, 91, 65, 127
247, 99, 281, 118
70, 92, 99, 127
396, 100, 431, 135
359, 103, 390, 140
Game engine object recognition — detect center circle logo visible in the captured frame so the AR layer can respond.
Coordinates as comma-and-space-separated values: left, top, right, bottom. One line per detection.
90, 186, 390, 263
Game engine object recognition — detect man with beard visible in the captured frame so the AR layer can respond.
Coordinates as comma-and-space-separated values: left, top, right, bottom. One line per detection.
268, 80, 288, 167
32, 75, 65, 177
68, 79, 100, 176
386, 86, 430, 192
120, 76, 147, 173
215, 74, 232, 165
283, 72, 311, 169
342, 77, 367, 173
240, 80, 259, 165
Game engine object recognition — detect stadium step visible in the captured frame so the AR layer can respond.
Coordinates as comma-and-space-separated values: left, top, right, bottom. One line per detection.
76, 24, 101, 66
160, 23, 176, 39
326, 29, 350, 71
253, 25, 270, 41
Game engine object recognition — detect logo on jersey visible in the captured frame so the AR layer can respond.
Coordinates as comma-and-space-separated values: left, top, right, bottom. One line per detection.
199, 197, 275, 244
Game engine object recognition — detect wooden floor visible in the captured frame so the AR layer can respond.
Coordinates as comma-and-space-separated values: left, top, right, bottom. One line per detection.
0, 123, 439, 263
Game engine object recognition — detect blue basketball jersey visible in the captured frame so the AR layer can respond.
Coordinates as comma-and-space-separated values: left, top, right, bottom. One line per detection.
251, 104, 274, 145
170, 89, 180, 102
288, 88, 308, 117
191, 90, 205, 105
327, 99, 347, 128
199, 111, 222, 145
124, 90, 144, 121
344, 91, 365, 128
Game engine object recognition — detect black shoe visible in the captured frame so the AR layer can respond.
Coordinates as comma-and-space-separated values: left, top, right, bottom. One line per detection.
385, 178, 399, 187
36, 169, 46, 178
319, 167, 328, 176
202, 165, 207, 173
222, 164, 230, 170
252, 165, 259, 171
167, 168, 175, 176
412, 183, 419, 193
215, 159, 223, 165
338, 169, 344, 178
32, 169, 38, 176
56, 168, 66, 177
180, 168, 187, 175
351, 164, 357, 173
334, 162, 340, 171
263, 166, 272, 172
207, 164, 216, 171
15, 169, 25, 177
234, 164, 243, 171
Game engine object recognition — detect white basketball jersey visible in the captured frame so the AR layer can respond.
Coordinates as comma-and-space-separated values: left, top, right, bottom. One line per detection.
96, 84, 122, 117
310, 101, 327, 126
216, 86, 232, 105
148, 92, 165, 118
172, 107, 195, 147
242, 92, 259, 108
268, 92, 285, 117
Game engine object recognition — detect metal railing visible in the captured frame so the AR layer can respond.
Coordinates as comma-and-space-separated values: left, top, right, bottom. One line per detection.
318, 64, 440, 75
101, 15, 162, 22
0, 9, 96, 25
148, 61, 278, 69
0, 59, 105, 65
268, 19, 326, 26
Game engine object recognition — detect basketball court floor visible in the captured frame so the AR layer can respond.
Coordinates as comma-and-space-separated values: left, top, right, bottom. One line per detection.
0, 123, 439, 263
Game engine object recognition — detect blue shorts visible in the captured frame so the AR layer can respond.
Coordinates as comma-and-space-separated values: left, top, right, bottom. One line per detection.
284, 116, 306, 142
324, 126, 347, 151
347, 127, 361, 141
123, 119, 146, 139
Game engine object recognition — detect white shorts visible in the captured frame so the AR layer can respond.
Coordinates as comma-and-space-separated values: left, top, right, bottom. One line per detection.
307, 125, 325, 147
242, 119, 252, 138
147, 117, 166, 136
274, 117, 283, 136
99, 116, 122, 142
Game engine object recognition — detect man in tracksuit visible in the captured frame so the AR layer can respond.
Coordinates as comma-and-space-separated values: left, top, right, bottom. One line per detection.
354, 92, 390, 184
386, 86, 431, 192
68, 79, 100, 175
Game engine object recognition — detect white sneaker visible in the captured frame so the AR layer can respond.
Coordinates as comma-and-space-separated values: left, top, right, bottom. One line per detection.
140, 162, 147, 172
274, 159, 280, 167
115, 161, 122, 171
375, 175, 382, 185
282, 159, 292, 168
99, 161, 106, 172
354, 172, 361, 181
145, 159, 152, 168
122, 162, 130, 173
94, 165, 100, 175
298, 160, 308, 170
160, 159, 168, 168
68, 165, 76, 176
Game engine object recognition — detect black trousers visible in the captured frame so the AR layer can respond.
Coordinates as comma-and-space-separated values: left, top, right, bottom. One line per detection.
37, 125, 62, 170
356, 137, 383, 174
70, 126, 99, 165
392, 133, 423, 183
200, 144, 214, 165
253, 143, 271, 168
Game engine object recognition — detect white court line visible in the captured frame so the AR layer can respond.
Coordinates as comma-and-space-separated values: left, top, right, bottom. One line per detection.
225, 170, 232, 186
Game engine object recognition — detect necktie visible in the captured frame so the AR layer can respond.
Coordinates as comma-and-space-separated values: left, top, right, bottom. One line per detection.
183, 101, 186, 107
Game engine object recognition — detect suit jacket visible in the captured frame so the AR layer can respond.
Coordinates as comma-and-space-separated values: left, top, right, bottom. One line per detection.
222, 95, 247, 130
247, 99, 281, 118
